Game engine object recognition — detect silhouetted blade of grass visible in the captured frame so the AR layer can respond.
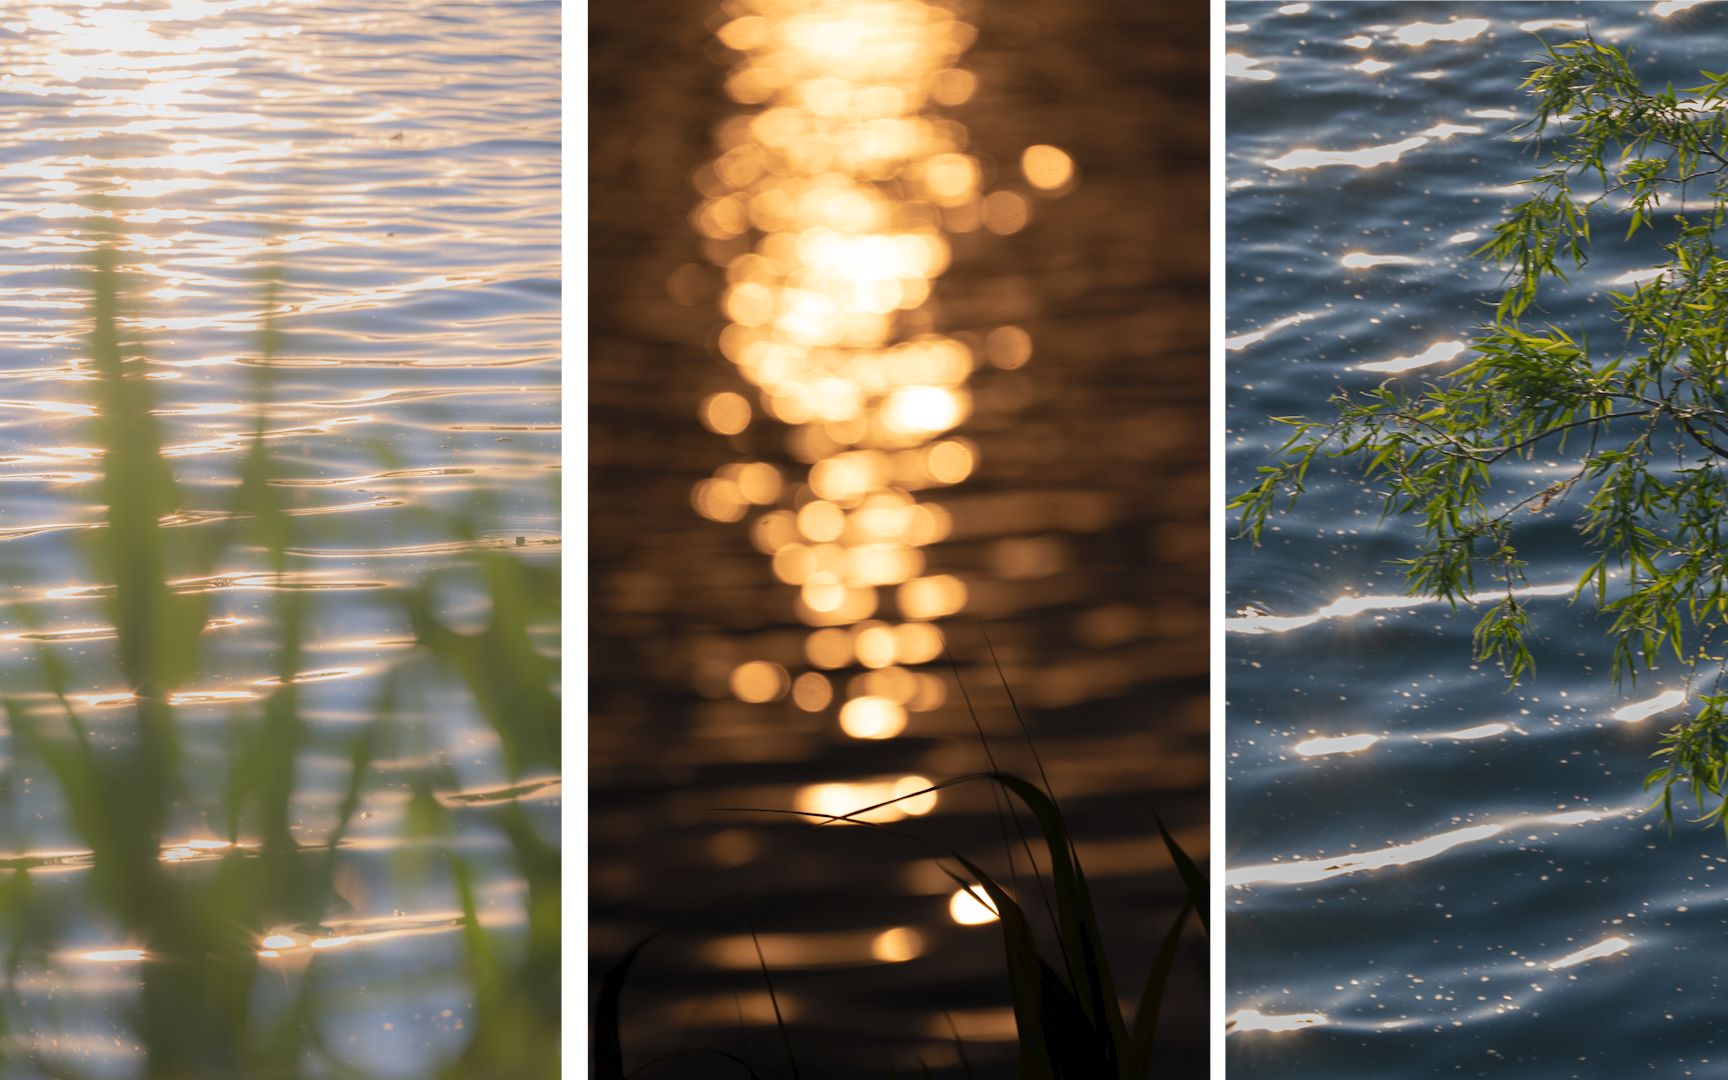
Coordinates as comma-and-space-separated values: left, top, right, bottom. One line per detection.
624, 1050, 767, 1078
1128, 899, 1192, 1079
748, 914, 800, 1080
1034, 954, 1117, 1078
595, 933, 659, 1080
942, 859, 1054, 1080
1154, 814, 1208, 933
979, 772, 1129, 1066
712, 773, 1206, 1077
942, 1011, 974, 1079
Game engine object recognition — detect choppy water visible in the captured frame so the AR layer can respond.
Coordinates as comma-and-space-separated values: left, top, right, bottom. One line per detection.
590, 0, 1206, 1075
1227, 3, 1728, 1076
0, 1, 558, 1075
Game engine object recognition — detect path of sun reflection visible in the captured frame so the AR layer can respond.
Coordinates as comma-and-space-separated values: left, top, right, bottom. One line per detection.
1226, 802, 1637, 889
1227, 581, 1578, 635
691, 0, 1073, 750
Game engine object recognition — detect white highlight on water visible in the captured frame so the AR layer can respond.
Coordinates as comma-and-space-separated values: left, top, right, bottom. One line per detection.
1227, 803, 1634, 888
1547, 936, 1631, 970
1227, 53, 1276, 82
1390, 18, 1490, 46
1225, 311, 1315, 351
1292, 733, 1382, 757
1267, 136, 1430, 172
1611, 689, 1686, 724
1228, 1008, 1330, 1034
1358, 340, 1468, 373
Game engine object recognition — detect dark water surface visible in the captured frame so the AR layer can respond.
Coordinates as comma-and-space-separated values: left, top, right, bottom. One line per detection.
1228, 3, 1728, 1076
590, 0, 1207, 1074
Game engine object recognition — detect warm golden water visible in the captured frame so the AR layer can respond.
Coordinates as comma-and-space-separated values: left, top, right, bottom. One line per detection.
693, 0, 1076, 789
0, 1, 558, 1074
592, 0, 1207, 1074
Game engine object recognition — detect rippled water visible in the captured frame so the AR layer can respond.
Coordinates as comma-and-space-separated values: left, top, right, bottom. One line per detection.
591, 0, 1206, 1074
1228, 3, 1728, 1076
0, 2, 558, 1075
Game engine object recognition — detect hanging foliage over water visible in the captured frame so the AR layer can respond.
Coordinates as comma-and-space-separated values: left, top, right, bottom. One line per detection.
1233, 37, 1728, 835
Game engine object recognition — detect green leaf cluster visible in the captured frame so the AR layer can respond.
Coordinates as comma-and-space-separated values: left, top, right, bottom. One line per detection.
1231, 37, 1728, 835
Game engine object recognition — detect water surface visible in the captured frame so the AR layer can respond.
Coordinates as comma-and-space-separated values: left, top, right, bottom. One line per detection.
0, 2, 559, 1075
1228, 3, 1728, 1075
591, 0, 1207, 1074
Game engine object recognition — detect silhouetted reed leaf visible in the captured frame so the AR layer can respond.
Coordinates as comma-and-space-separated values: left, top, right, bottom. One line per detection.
942, 858, 1055, 1080
1155, 814, 1208, 934
596, 934, 660, 1080
977, 772, 1128, 1068
1127, 900, 1192, 1079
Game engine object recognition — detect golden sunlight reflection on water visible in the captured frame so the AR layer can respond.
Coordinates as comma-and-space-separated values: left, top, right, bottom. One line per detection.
693, 0, 1072, 757
946, 884, 999, 925
592, 0, 1208, 1067
1, 0, 559, 1071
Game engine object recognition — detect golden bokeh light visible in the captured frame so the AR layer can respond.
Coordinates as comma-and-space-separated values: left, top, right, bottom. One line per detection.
984, 324, 1033, 369
838, 695, 907, 739
792, 773, 936, 824
897, 573, 967, 620
805, 626, 854, 668
870, 926, 924, 963
924, 439, 975, 484
730, 660, 790, 703
892, 621, 943, 663
982, 190, 1031, 235
735, 461, 783, 504
1021, 144, 1076, 192
694, 0, 1042, 760
791, 671, 834, 711
795, 499, 847, 542
948, 886, 1000, 926
853, 621, 898, 668
692, 477, 748, 522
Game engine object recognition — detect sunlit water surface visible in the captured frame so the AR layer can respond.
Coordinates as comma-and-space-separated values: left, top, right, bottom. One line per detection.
1228, 3, 1728, 1076
0, 1, 558, 1075
592, 0, 1206, 1075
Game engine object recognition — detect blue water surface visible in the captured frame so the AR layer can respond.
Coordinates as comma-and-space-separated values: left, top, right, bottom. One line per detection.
1228, 3, 1728, 1076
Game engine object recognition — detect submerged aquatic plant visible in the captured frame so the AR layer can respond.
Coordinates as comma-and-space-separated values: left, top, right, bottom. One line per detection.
0, 242, 560, 1077
1232, 37, 1728, 834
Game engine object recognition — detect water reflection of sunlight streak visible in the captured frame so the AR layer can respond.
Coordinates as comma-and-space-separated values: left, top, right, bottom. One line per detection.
1291, 733, 1381, 757
1339, 251, 1421, 269
693, 0, 1072, 734
1227, 1009, 1329, 1035
1548, 936, 1631, 970
1228, 581, 1575, 635
1611, 689, 1686, 724
701, 925, 925, 969
1290, 722, 1513, 760
40, 571, 390, 603
1229, 930, 1635, 1039
1227, 803, 1636, 888
1224, 311, 1315, 351
1271, 694, 1682, 763
1357, 339, 1468, 373
1389, 19, 1490, 46
255, 909, 509, 961
1652, 1, 1721, 17
1226, 54, 1276, 82
1267, 136, 1430, 172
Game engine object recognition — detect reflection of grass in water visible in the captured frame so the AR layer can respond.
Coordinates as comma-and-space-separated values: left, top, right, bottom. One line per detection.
1, 244, 558, 1078
596, 759, 1206, 1078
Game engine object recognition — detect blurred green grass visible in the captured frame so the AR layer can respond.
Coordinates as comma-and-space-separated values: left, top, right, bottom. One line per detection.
0, 241, 560, 1079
